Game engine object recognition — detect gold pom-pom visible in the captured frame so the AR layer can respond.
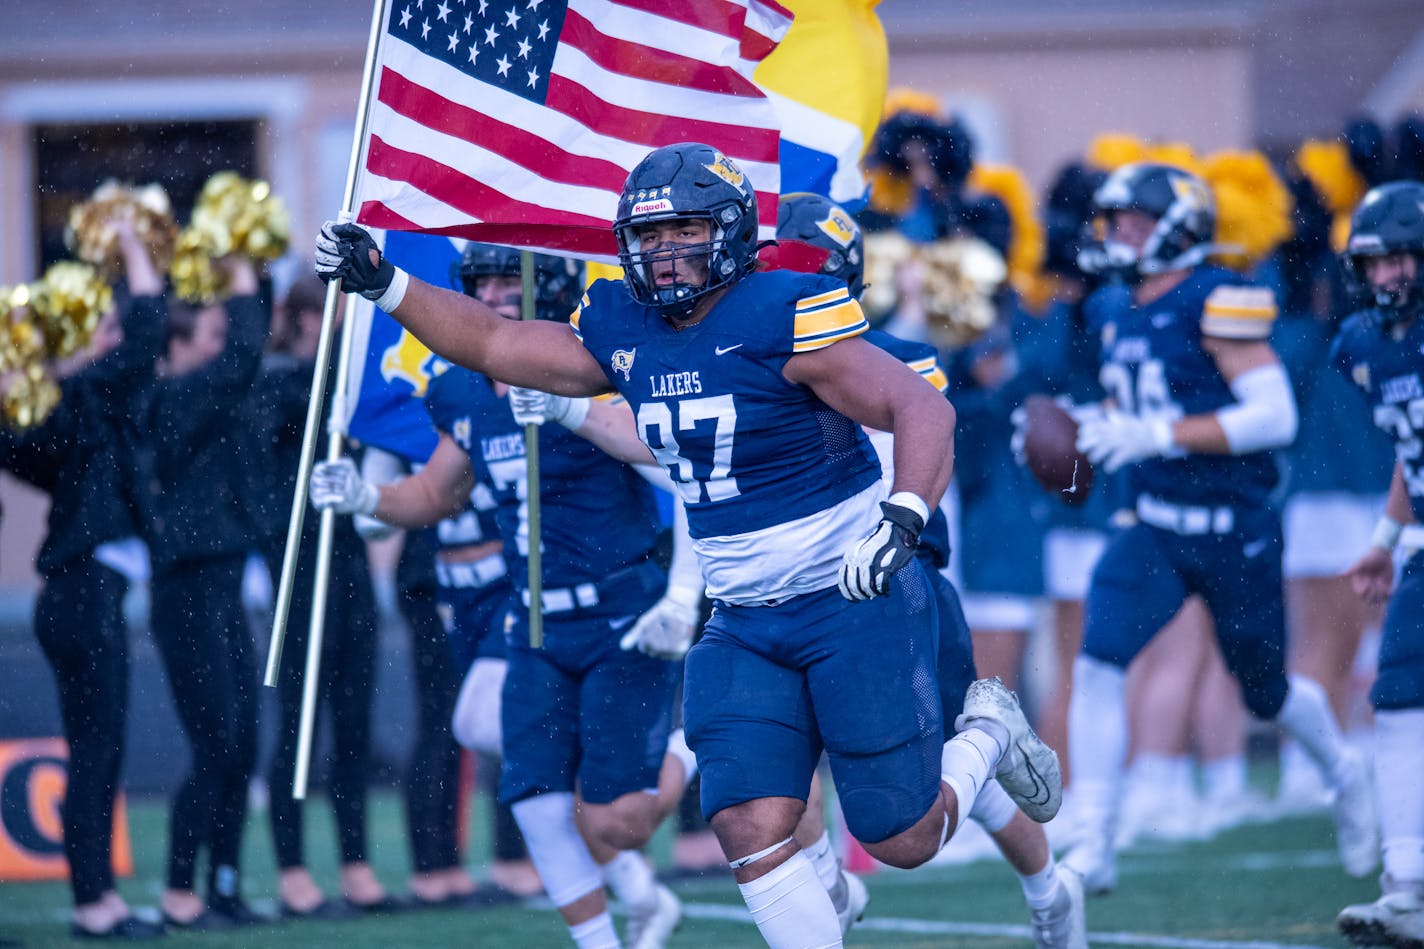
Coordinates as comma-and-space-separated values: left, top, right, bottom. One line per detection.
1086, 133, 1149, 171
28, 262, 112, 360
0, 285, 45, 374
1294, 139, 1366, 216
967, 163, 1044, 299
1294, 139, 1367, 253
2, 362, 61, 431
882, 87, 942, 120
1203, 150, 1294, 272
171, 170, 288, 302
920, 237, 1006, 349
169, 229, 225, 305
65, 180, 178, 278
861, 231, 916, 320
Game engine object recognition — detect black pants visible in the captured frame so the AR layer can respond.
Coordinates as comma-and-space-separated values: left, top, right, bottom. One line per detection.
397, 533, 463, 873
33, 558, 130, 906
264, 540, 378, 868
150, 555, 258, 894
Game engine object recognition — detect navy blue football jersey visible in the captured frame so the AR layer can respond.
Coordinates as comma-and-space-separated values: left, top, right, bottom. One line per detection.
572, 270, 885, 603
1332, 310, 1424, 522
1085, 265, 1280, 507
425, 365, 661, 591
425, 367, 502, 553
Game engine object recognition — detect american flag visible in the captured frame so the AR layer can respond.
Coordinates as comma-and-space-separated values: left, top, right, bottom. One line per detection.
356, 0, 793, 259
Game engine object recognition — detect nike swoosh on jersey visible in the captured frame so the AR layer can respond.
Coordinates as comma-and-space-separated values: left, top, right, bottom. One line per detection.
1243, 539, 1269, 558
714, 344, 744, 355
609, 614, 639, 631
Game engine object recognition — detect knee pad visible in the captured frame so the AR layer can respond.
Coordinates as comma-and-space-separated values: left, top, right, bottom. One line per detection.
836, 737, 941, 844
509, 792, 603, 908
452, 658, 507, 755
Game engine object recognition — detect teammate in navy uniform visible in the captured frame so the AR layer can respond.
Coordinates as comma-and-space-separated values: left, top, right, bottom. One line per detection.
1062, 162, 1376, 895
311, 244, 694, 949
1331, 180, 1424, 948
314, 143, 1064, 949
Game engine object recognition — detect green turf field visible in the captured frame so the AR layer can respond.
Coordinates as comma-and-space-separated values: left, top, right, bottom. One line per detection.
0, 790, 1380, 948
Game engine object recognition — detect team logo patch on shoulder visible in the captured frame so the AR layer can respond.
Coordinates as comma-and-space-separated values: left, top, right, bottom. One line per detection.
1353, 363, 1370, 388
611, 348, 636, 381
1101, 323, 1117, 348
703, 152, 747, 193
817, 207, 859, 248
452, 418, 471, 448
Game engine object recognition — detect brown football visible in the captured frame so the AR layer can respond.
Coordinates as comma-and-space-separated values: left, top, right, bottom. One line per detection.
1020, 394, 1094, 505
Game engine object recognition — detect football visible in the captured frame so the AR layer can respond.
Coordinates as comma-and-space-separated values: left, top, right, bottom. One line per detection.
1020, 394, 1094, 505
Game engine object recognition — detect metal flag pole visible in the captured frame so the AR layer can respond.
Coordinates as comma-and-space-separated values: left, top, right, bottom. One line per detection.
260, 0, 390, 798
520, 250, 544, 648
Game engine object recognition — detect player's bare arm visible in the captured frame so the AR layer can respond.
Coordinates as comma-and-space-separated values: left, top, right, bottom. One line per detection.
784, 335, 955, 509
315, 221, 611, 396
1346, 461, 1411, 605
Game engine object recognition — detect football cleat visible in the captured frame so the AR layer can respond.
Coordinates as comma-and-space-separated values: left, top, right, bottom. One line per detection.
1338, 889, 1424, 948
956, 677, 1063, 823
626, 884, 682, 949
836, 869, 869, 936
1331, 749, 1380, 878
1031, 868, 1088, 949
1061, 835, 1117, 898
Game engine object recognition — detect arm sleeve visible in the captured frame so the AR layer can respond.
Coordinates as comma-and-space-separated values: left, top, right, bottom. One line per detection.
635, 464, 704, 598
80, 294, 167, 397
152, 294, 270, 445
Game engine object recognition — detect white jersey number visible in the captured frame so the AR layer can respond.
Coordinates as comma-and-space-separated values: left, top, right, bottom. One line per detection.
637, 395, 741, 504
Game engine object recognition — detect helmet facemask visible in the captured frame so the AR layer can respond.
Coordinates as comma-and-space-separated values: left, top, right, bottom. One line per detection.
617, 207, 745, 319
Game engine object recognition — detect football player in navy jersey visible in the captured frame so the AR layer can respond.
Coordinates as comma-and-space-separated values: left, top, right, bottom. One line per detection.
311, 244, 698, 949
1062, 162, 1376, 895
315, 143, 1064, 949
1331, 180, 1424, 948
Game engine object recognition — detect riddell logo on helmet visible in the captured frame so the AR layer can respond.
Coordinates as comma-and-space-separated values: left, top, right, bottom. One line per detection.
632, 198, 674, 216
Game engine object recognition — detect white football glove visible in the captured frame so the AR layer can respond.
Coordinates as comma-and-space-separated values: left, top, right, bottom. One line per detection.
310, 458, 380, 515
1009, 405, 1030, 466
838, 496, 926, 601
508, 386, 591, 429
620, 587, 702, 660
1075, 410, 1174, 473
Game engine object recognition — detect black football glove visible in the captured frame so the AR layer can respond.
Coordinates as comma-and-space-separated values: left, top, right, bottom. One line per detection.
314, 221, 395, 301
838, 499, 925, 601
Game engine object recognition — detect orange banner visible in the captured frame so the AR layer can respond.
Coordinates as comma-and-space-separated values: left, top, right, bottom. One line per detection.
0, 737, 133, 882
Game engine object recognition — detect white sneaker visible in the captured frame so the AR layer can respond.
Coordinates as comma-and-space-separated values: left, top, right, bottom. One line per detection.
1031, 868, 1087, 949
1061, 834, 1117, 898
836, 870, 869, 936
1338, 890, 1424, 948
1331, 749, 1380, 878
626, 884, 682, 949
956, 677, 1063, 822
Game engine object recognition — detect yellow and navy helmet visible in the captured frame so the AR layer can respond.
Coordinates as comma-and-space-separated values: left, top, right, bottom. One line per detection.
1079, 162, 1216, 281
613, 142, 759, 318
776, 193, 864, 298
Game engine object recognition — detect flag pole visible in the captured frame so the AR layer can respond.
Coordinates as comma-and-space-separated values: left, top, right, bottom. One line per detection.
520, 250, 544, 649
262, 0, 390, 797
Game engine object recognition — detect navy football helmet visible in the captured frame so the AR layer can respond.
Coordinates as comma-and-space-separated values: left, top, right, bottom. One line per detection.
776, 193, 864, 298
452, 242, 584, 323
1078, 162, 1217, 282
1343, 180, 1424, 325
613, 142, 759, 318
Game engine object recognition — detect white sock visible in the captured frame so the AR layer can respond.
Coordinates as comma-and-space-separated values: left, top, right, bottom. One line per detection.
666, 728, 699, 789
1069, 655, 1128, 839
968, 779, 1018, 833
1274, 675, 1347, 784
1202, 755, 1247, 802
569, 911, 622, 949
801, 830, 848, 912
510, 792, 604, 908
1377, 709, 1424, 887
737, 850, 843, 949
600, 851, 658, 914
1018, 855, 1062, 911
942, 726, 1007, 831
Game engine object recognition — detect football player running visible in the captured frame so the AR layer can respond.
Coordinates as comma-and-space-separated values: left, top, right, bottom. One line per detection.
310, 243, 695, 949
1062, 162, 1376, 895
315, 143, 1064, 949
1332, 180, 1424, 949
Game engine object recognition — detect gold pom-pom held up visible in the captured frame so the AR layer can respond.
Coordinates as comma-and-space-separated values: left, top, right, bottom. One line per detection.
65, 180, 178, 278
